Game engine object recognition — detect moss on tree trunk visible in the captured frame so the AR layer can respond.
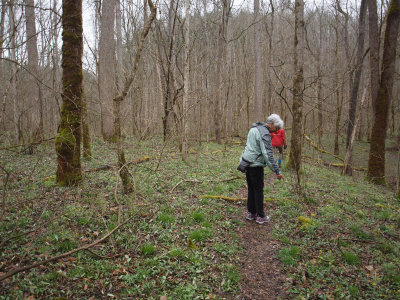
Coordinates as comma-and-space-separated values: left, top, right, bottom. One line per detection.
55, 0, 83, 186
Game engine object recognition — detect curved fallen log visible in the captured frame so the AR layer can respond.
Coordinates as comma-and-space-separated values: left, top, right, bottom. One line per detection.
304, 135, 344, 162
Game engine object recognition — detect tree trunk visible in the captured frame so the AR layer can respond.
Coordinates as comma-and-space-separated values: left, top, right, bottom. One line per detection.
343, 87, 367, 174
266, 0, 274, 115
182, 0, 190, 160
82, 93, 91, 159
214, 0, 228, 144
367, 0, 400, 184
156, 0, 178, 142
55, 0, 83, 186
367, 0, 380, 122
51, 0, 61, 133
345, 0, 367, 175
253, 0, 263, 121
287, 0, 304, 190
0, 0, 6, 132
9, 0, 20, 143
317, 3, 324, 146
112, 0, 156, 193
25, 0, 43, 140
224, 3, 232, 140
99, 0, 116, 141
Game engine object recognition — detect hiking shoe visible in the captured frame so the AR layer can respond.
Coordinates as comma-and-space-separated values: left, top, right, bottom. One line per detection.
246, 212, 257, 221
256, 216, 270, 224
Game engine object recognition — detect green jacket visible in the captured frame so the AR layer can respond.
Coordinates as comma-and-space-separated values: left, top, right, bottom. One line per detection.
241, 122, 281, 174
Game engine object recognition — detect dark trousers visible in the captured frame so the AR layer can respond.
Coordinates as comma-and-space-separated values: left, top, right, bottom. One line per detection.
246, 167, 265, 218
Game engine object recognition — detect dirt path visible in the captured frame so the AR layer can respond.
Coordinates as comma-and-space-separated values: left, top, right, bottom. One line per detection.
236, 176, 288, 300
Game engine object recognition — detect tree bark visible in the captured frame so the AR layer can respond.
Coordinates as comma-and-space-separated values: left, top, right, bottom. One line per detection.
99, 0, 116, 140
55, 0, 83, 186
82, 93, 91, 159
343, 87, 367, 175
9, 0, 21, 143
345, 0, 367, 175
0, 0, 6, 132
253, 0, 263, 121
287, 0, 304, 189
182, 0, 190, 160
113, 0, 156, 193
317, 4, 324, 146
25, 0, 43, 140
367, 0, 380, 121
214, 0, 228, 144
266, 0, 275, 115
51, 0, 61, 133
367, 0, 400, 184
333, 13, 342, 155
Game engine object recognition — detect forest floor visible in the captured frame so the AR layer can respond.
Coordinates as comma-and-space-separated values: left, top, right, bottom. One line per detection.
0, 135, 399, 299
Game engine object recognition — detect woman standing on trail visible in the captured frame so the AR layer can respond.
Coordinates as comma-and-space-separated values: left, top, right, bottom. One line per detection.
270, 126, 287, 167
238, 114, 284, 224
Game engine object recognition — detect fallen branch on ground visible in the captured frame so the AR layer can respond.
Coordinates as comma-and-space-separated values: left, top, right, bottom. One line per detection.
303, 155, 367, 172
170, 176, 241, 193
0, 169, 131, 282
0, 218, 130, 282
304, 135, 344, 162
200, 195, 246, 202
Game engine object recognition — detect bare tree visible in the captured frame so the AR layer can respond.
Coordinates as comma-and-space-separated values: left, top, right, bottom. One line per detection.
9, 0, 20, 143
155, 0, 179, 141
214, 0, 229, 144
99, 0, 116, 140
55, 0, 83, 186
0, 0, 6, 132
25, 0, 43, 139
113, 0, 156, 193
182, 0, 190, 160
50, 0, 61, 133
333, 10, 343, 156
253, 0, 263, 121
287, 0, 305, 186
367, 0, 380, 123
344, 0, 367, 175
367, 0, 400, 184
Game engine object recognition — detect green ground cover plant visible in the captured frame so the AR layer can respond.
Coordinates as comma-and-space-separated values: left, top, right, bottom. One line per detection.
0, 135, 399, 299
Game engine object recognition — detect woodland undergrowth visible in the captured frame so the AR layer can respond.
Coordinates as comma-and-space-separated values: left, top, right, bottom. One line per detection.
0, 136, 399, 299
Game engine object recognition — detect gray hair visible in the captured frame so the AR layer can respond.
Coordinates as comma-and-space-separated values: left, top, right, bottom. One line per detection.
266, 114, 284, 129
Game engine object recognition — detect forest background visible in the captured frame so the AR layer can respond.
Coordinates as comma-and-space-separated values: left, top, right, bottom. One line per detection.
1, 0, 400, 297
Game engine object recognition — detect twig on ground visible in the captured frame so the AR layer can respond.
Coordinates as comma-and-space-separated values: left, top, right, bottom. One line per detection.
84, 248, 120, 259
0, 217, 130, 282
0, 168, 130, 282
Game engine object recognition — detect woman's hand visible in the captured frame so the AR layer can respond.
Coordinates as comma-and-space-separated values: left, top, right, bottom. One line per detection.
277, 174, 284, 180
